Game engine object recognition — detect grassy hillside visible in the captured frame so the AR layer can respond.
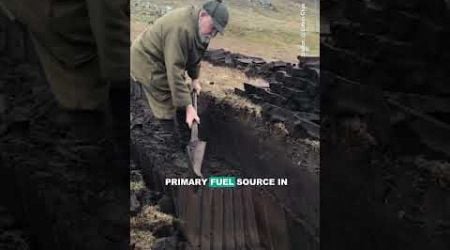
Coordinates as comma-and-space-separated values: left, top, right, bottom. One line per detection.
131, 0, 319, 61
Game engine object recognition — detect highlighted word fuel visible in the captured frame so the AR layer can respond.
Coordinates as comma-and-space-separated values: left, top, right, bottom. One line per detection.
208, 176, 236, 188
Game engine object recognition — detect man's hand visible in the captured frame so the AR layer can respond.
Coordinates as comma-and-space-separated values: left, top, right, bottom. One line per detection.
186, 104, 200, 128
192, 79, 202, 95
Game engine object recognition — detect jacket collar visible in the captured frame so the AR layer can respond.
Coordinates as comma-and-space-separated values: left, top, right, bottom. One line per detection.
191, 6, 209, 49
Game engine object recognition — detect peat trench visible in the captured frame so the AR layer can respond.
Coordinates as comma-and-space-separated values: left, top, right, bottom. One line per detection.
131, 51, 320, 249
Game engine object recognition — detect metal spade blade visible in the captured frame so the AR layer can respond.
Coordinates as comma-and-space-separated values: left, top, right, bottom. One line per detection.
186, 137, 206, 177
186, 91, 206, 177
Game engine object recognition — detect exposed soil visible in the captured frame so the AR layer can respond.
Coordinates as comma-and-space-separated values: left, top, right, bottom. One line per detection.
130, 161, 181, 250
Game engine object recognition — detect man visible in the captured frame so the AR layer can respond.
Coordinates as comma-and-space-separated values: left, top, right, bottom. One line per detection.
131, 0, 229, 148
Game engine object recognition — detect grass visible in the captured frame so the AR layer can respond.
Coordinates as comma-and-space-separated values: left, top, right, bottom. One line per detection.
130, 205, 176, 249
130, 180, 145, 191
222, 2, 319, 54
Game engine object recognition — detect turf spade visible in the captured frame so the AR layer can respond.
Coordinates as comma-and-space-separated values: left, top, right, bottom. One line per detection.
186, 91, 206, 177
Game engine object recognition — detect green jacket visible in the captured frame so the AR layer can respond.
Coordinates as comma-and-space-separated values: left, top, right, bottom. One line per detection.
131, 6, 208, 108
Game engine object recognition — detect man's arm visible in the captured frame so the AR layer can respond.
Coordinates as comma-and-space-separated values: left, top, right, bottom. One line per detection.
163, 28, 192, 108
163, 28, 200, 128
187, 63, 201, 80
188, 64, 202, 94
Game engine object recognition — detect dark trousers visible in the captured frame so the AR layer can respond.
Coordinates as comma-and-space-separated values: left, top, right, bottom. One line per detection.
131, 79, 190, 150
